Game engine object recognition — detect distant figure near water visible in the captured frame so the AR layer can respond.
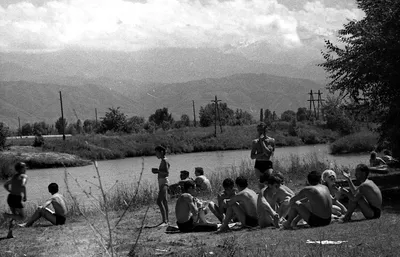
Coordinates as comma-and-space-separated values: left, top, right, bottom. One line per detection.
251, 122, 275, 186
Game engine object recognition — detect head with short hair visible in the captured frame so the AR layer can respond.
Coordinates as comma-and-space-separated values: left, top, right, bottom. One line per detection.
15, 162, 26, 174
180, 170, 190, 180
307, 170, 322, 186
370, 151, 377, 159
155, 145, 166, 154
195, 167, 204, 176
235, 176, 248, 189
355, 163, 370, 180
182, 180, 196, 193
257, 122, 266, 134
259, 172, 271, 184
267, 173, 284, 186
321, 170, 337, 184
48, 183, 59, 194
222, 178, 234, 189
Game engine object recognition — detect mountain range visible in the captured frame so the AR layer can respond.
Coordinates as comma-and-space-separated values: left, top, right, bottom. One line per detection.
0, 48, 328, 128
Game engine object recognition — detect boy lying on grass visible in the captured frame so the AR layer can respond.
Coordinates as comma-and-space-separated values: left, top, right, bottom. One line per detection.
282, 170, 332, 229
340, 164, 382, 222
175, 180, 218, 233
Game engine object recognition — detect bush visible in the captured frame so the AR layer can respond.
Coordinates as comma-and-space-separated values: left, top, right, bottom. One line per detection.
0, 122, 9, 149
330, 131, 378, 154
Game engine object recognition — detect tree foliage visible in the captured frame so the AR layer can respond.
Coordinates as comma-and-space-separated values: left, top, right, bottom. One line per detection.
55, 117, 68, 134
0, 122, 9, 149
281, 110, 296, 122
149, 108, 174, 127
320, 0, 400, 156
100, 107, 127, 132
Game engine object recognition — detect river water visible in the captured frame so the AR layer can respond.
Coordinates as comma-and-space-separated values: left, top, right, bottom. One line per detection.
0, 144, 369, 207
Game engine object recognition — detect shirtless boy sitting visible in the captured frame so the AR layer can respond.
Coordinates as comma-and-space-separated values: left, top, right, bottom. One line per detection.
340, 164, 382, 222
208, 178, 237, 222
282, 170, 332, 229
217, 176, 258, 232
175, 180, 218, 233
258, 172, 294, 228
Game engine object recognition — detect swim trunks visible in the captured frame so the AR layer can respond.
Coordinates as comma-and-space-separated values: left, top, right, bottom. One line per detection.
158, 177, 169, 188
7, 194, 23, 209
368, 204, 381, 219
177, 217, 217, 232
244, 214, 259, 227
55, 214, 66, 225
307, 213, 331, 227
255, 160, 273, 174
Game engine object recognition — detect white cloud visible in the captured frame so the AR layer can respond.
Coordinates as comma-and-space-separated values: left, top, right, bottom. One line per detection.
0, 0, 364, 55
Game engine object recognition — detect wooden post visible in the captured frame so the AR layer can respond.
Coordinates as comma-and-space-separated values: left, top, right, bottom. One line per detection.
211, 95, 221, 137
59, 91, 65, 141
192, 100, 197, 127
260, 108, 264, 122
95, 108, 98, 126
18, 117, 21, 138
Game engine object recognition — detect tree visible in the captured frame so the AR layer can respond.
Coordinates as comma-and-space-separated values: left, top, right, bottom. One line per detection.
75, 119, 82, 134
233, 109, 253, 125
322, 95, 356, 135
33, 121, 49, 135
0, 122, 9, 149
21, 123, 33, 136
126, 116, 145, 133
101, 107, 127, 132
83, 119, 96, 134
281, 110, 296, 122
320, 0, 400, 156
199, 102, 235, 127
55, 117, 68, 135
180, 114, 190, 127
149, 108, 174, 127
296, 107, 309, 122
264, 109, 273, 126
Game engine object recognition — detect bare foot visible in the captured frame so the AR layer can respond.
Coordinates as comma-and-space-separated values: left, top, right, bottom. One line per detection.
281, 220, 292, 230
273, 214, 280, 228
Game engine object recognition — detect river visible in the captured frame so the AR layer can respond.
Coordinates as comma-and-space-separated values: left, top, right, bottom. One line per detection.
0, 144, 369, 207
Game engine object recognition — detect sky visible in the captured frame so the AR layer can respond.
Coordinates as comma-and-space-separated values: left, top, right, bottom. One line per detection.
0, 0, 364, 63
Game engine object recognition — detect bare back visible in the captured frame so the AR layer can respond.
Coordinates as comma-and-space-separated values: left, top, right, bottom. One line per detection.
302, 185, 332, 219
275, 185, 294, 204
175, 193, 195, 223
359, 179, 382, 209
232, 188, 258, 218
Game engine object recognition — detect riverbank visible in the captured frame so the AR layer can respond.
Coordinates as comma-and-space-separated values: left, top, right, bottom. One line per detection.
0, 157, 399, 256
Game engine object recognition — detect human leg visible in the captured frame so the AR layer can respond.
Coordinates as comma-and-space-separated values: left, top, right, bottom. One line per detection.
25, 207, 57, 227
283, 201, 311, 229
208, 202, 224, 222
157, 184, 169, 224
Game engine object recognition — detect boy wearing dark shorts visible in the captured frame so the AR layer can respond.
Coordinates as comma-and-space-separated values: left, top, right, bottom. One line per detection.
3, 162, 28, 238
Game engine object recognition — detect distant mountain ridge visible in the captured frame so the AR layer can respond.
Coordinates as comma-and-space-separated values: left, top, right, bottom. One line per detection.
0, 73, 324, 128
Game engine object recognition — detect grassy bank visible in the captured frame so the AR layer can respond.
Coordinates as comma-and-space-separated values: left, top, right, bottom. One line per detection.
329, 130, 378, 154
1, 154, 399, 256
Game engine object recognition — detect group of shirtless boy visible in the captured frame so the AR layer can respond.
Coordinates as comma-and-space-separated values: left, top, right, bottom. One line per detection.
172, 122, 383, 233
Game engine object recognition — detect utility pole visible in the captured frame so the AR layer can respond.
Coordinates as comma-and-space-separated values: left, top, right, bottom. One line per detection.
18, 117, 21, 138
260, 108, 264, 122
192, 100, 197, 127
317, 90, 325, 120
211, 95, 221, 137
59, 91, 65, 141
217, 101, 223, 133
95, 108, 98, 127
307, 90, 325, 120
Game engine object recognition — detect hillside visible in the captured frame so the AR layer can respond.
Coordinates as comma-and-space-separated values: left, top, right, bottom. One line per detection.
0, 81, 141, 128
0, 73, 324, 128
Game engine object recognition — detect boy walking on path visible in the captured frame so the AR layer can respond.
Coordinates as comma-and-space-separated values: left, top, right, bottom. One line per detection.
282, 170, 332, 229
3, 162, 28, 238
151, 145, 170, 227
340, 164, 382, 222
19, 183, 67, 227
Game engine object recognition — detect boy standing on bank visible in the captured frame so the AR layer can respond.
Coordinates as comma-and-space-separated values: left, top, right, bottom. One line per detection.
152, 145, 170, 227
3, 162, 28, 238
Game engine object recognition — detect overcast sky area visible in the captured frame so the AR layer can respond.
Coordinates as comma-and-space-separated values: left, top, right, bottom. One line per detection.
0, 0, 364, 65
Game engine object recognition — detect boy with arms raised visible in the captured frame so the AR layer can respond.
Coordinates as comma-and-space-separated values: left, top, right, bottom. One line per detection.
282, 170, 332, 229
217, 176, 258, 233
340, 164, 382, 222
3, 162, 28, 238
258, 172, 294, 228
175, 180, 218, 232
151, 145, 170, 227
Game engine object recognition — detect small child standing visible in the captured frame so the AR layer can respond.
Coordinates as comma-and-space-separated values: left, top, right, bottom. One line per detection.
152, 145, 170, 226
3, 162, 28, 238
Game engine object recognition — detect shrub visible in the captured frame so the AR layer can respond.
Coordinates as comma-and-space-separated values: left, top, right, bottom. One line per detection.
330, 131, 378, 154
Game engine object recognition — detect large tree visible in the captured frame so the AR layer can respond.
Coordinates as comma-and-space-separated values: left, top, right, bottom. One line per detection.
101, 107, 127, 132
320, 0, 400, 156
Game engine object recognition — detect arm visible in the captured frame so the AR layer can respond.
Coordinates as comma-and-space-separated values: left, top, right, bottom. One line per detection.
251, 140, 267, 159
341, 170, 358, 196
289, 188, 308, 205
184, 195, 199, 220
333, 198, 347, 213
258, 190, 277, 216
